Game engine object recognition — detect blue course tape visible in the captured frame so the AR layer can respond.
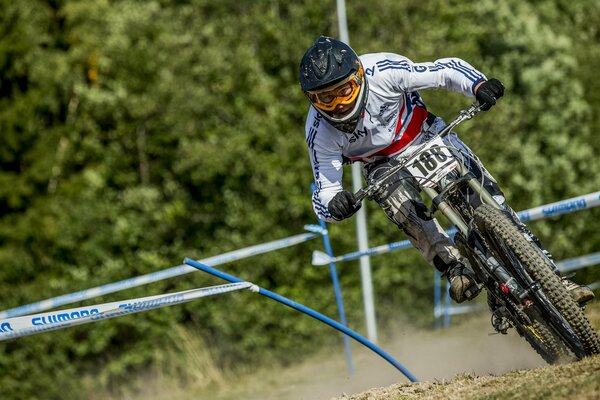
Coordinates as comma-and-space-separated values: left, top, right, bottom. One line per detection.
517, 191, 600, 222
0, 232, 319, 319
314, 191, 600, 265
312, 229, 457, 265
183, 257, 419, 382
556, 252, 600, 273
7, 192, 597, 319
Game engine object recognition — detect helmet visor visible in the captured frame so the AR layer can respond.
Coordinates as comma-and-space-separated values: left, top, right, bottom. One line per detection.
306, 67, 364, 113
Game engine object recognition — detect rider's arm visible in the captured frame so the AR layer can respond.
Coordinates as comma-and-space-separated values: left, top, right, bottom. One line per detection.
305, 109, 345, 223
374, 53, 487, 97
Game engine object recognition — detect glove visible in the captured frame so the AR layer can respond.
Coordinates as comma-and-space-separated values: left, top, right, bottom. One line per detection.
475, 78, 505, 111
328, 190, 362, 221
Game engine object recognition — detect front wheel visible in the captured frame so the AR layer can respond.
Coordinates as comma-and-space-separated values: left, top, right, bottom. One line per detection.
474, 204, 600, 359
513, 306, 572, 364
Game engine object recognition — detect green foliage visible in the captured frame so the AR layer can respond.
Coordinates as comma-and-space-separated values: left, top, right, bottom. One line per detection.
0, 0, 599, 398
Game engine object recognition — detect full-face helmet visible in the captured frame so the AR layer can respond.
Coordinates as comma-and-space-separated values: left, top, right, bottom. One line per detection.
299, 36, 367, 132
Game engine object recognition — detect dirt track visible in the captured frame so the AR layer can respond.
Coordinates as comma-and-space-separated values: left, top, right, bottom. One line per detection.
122, 303, 600, 400
210, 312, 546, 400
331, 353, 600, 400
304, 315, 544, 400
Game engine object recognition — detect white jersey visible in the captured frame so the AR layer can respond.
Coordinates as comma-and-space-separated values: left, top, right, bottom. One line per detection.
305, 52, 486, 222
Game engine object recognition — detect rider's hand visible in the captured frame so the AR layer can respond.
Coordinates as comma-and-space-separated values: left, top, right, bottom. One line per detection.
475, 78, 505, 111
328, 190, 362, 221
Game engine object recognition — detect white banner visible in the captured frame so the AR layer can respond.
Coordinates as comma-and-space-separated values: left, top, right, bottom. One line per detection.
0, 282, 252, 341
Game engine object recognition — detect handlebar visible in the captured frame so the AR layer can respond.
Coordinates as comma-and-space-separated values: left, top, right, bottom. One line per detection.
353, 102, 484, 207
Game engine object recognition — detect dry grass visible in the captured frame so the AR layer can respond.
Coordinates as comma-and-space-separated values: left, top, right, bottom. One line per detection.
337, 355, 600, 400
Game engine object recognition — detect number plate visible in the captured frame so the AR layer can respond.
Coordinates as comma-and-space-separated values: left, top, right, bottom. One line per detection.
405, 136, 457, 188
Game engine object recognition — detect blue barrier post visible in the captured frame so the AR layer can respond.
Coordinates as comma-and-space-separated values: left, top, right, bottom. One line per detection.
183, 257, 418, 382
444, 282, 451, 328
310, 219, 354, 375
307, 184, 354, 375
434, 270, 441, 329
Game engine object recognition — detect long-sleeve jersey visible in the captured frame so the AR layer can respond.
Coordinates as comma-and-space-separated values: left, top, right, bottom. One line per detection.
305, 52, 486, 222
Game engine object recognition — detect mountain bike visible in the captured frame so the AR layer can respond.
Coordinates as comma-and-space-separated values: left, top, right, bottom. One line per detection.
354, 103, 600, 363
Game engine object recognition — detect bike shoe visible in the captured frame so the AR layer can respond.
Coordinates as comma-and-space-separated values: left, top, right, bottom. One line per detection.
561, 278, 595, 306
445, 261, 481, 303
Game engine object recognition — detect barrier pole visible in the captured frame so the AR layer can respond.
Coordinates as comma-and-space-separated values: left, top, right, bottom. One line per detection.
336, 0, 378, 346
517, 191, 600, 222
444, 282, 451, 328
434, 270, 442, 329
311, 220, 354, 375
183, 257, 418, 382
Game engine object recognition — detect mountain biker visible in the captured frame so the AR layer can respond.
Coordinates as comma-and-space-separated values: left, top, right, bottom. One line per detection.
299, 35, 594, 305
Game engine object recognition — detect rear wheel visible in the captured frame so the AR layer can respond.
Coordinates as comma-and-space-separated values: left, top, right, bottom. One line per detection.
474, 204, 600, 359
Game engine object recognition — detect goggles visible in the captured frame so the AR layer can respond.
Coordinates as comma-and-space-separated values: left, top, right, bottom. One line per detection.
306, 67, 364, 112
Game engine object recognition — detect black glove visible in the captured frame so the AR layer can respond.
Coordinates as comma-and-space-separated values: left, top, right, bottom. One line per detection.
475, 78, 505, 111
328, 190, 362, 221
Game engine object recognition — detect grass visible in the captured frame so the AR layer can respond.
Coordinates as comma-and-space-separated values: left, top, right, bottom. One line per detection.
343, 355, 600, 400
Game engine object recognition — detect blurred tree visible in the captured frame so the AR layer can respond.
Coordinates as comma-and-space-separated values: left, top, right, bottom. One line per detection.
0, 0, 599, 398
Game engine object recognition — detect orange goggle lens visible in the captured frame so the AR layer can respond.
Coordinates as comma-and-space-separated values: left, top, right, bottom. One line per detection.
307, 68, 363, 112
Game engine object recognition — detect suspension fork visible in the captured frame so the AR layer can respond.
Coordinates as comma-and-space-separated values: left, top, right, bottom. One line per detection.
454, 160, 503, 210
422, 162, 502, 235
422, 186, 469, 234
434, 189, 535, 306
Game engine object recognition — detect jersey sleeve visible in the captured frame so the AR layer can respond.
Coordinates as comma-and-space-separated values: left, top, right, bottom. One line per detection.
305, 110, 345, 223
374, 53, 487, 97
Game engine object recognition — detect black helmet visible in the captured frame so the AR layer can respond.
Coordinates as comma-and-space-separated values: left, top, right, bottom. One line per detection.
299, 36, 367, 133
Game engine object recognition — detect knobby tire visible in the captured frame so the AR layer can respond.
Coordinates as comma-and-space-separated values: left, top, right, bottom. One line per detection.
474, 204, 600, 360
513, 310, 571, 364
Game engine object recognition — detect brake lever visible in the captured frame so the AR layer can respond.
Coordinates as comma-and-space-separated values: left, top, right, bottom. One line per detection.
353, 187, 370, 208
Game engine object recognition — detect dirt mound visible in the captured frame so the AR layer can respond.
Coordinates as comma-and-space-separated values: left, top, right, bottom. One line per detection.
297, 314, 546, 400
208, 311, 547, 400
334, 354, 600, 400
326, 304, 600, 400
